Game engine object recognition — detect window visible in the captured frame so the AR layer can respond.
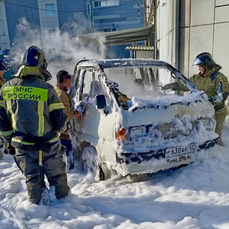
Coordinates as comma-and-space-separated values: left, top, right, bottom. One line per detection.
99, 17, 126, 23
94, 28, 117, 32
94, 1, 101, 7
45, 4, 55, 16
93, 0, 119, 8
87, 3, 92, 16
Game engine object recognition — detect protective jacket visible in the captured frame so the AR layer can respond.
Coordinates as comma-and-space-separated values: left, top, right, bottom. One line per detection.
179, 68, 229, 115
0, 66, 67, 149
54, 85, 76, 139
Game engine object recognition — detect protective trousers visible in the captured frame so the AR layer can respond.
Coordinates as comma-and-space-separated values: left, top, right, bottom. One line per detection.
0, 136, 4, 159
14, 142, 69, 204
215, 113, 226, 145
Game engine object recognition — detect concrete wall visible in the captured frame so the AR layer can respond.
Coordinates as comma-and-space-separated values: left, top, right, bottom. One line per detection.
157, 0, 178, 66
156, 0, 178, 83
213, 0, 229, 77
188, 0, 215, 77
182, 0, 229, 78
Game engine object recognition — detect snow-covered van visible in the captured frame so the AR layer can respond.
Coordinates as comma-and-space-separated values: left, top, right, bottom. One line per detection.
69, 58, 219, 180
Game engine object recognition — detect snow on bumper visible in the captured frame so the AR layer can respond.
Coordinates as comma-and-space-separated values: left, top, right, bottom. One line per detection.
116, 137, 219, 176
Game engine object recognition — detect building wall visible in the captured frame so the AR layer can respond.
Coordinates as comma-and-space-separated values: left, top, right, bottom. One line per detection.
3, 0, 144, 58
188, 0, 215, 77
57, 0, 87, 32
211, 0, 229, 78
156, 0, 229, 79
0, 0, 10, 49
2, 0, 87, 49
184, 0, 229, 77
156, 0, 179, 84
157, 0, 178, 67
38, 0, 59, 34
91, 0, 144, 32
89, 0, 145, 58
4, 0, 40, 47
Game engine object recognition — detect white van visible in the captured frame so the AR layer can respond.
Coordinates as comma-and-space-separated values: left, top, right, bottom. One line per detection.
69, 58, 218, 180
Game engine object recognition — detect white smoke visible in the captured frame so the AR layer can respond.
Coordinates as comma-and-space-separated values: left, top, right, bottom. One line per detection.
10, 18, 164, 100
11, 17, 106, 85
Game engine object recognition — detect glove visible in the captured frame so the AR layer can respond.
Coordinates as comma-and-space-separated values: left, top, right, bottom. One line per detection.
208, 93, 224, 104
8, 145, 16, 156
214, 93, 223, 103
75, 102, 86, 118
162, 82, 179, 90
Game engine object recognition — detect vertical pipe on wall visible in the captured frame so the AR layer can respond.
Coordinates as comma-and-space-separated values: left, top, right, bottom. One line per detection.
154, 0, 157, 59
144, 0, 149, 46
212, 0, 216, 56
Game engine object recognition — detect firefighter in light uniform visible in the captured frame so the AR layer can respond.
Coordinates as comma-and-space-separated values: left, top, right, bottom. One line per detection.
163, 52, 229, 145
0, 60, 8, 159
0, 46, 70, 204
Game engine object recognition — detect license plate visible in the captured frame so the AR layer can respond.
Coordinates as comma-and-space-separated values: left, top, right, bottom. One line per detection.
165, 142, 198, 158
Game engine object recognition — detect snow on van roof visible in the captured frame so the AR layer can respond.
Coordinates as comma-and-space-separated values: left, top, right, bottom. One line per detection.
74, 58, 199, 93
76, 58, 169, 69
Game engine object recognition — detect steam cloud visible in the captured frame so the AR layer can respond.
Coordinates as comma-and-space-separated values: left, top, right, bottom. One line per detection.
11, 17, 106, 85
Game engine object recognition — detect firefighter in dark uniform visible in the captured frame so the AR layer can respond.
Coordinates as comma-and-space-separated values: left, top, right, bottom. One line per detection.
0, 46, 70, 204
0, 60, 8, 159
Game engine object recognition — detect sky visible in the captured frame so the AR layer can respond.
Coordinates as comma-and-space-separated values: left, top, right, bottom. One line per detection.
0, 118, 229, 229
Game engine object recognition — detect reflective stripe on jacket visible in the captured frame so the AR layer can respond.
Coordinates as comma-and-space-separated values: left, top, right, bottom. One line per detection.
0, 67, 68, 146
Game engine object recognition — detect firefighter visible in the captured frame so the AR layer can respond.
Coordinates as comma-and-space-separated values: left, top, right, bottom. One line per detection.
162, 52, 229, 145
54, 70, 76, 171
0, 60, 8, 159
0, 46, 70, 205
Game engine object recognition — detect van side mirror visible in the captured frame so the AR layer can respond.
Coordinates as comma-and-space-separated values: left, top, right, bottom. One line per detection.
95, 95, 106, 109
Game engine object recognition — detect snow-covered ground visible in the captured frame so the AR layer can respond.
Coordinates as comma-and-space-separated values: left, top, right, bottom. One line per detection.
1, 123, 229, 229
